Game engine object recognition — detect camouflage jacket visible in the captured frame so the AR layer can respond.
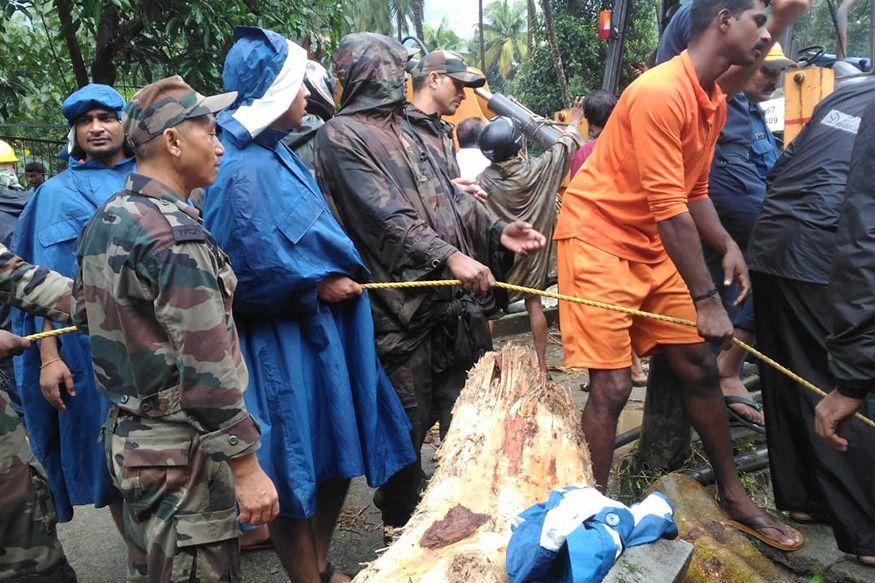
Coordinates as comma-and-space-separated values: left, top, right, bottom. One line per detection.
403, 104, 460, 180
0, 242, 72, 323
315, 33, 512, 365
73, 173, 259, 461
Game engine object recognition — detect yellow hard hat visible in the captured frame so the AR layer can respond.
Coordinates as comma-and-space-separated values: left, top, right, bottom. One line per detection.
763, 42, 797, 70
0, 140, 18, 164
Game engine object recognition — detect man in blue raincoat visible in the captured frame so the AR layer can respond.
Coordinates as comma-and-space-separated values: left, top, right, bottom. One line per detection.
203, 27, 416, 583
12, 84, 133, 531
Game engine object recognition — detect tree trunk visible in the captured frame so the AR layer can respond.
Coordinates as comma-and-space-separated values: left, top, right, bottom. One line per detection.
91, 4, 120, 86
54, 0, 89, 88
352, 345, 593, 581
527, 0, 536, 55
479, 0, 486, 71
635, 354, 692, 471
396, 9, 404, 41
540, 0, 570, 107
411, 0, 424, 44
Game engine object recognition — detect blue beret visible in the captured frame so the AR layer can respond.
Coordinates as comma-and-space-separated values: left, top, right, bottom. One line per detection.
61, 83, 125, 124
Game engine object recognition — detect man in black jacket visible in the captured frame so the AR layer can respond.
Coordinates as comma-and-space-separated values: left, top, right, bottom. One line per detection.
748, 78, 875, 565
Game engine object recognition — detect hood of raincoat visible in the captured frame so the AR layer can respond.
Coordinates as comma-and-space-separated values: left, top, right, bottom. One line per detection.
335, 32, 407, 117
61, 83, 124, 125
219, 26, 308, 146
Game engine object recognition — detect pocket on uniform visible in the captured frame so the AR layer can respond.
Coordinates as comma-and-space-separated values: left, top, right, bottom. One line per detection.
119, 434, 192, 502
276, 199, 323, 245
173, 505, 239, 548
37, 218, 84, 247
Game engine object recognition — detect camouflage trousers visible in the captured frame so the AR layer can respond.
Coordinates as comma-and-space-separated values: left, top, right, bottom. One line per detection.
0, 387, 76, 582
106, 410, 241, 582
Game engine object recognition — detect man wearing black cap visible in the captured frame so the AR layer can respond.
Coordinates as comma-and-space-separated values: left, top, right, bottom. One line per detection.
408, 51, 489, 199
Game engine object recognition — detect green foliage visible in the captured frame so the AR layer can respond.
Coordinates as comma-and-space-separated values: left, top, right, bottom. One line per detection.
792, 0, 871, 59
424, 17, 463, 51
1, 0, 351, 124
479, 0, 528, 78
349, 0, 411, 39
506, 0, 658, 116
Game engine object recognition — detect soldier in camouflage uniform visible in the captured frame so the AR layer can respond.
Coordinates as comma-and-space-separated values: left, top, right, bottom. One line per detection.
73, 76, 278, 582
0, 243, 76, 581
314, 33, 546, 528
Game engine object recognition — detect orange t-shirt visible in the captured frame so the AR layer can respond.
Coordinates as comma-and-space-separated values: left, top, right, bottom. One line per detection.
554, 50, 727, 264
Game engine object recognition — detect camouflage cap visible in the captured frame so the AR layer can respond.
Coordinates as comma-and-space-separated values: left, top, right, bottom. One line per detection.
411, 51, 486, 88
123, 76, 237, 148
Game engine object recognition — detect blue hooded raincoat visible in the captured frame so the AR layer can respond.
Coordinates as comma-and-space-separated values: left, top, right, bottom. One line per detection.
203, 27, 415, 518
12, 84, 132, 521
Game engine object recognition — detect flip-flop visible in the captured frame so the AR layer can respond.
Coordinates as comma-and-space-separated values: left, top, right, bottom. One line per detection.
241, 537, 273, 552
724, 395, 766, 434
722, 513, 804, 551
789, 511, 827, 524
320, 562, 351, 583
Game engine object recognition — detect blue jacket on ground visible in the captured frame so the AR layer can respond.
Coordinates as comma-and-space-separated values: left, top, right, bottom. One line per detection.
507, 487, 677, 583
11, 83, 129, 522
203, 26, 415, 518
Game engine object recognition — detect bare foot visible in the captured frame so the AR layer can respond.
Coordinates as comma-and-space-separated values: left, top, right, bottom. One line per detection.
721, 374, 765, 426
858, 555, 875, 567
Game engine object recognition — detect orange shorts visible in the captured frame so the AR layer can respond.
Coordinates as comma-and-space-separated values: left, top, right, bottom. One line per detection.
557, 238, 702, 370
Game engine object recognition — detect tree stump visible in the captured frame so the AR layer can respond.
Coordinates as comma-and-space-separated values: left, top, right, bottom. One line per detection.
636, 353, 692, 471
353, 345, 594, 582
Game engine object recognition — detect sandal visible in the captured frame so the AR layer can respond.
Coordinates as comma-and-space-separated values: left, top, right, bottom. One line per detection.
241, 536, 273, 552
724, 395, 766, 434
320, 562, 351, 583
789, 511, 827, 524
722, 512, 804, 551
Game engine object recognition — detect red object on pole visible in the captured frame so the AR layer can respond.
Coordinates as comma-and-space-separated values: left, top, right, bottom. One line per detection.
598, 9, 613, 41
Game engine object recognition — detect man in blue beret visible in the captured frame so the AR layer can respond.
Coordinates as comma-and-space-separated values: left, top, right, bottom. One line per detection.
11, 83, 135, 533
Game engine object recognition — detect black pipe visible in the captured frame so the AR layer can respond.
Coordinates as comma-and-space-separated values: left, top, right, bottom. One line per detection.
473, 87, 564, 149
614, 427, 641, 449
685, 444, 770, 486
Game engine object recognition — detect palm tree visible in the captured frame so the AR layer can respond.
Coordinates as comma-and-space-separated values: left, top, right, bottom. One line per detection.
349, 0, 411, 40
411, 0, 424, 43
540, 0, 570, 106
424, 18, 464, 51
526, 0, 536, 54
479, 0, 486, 70
482, 0, 528, 78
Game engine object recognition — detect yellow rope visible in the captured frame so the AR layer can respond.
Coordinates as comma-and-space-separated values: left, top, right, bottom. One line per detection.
362, 279, 875, 430
25, 326, 79, 341
22, 279, 874, 430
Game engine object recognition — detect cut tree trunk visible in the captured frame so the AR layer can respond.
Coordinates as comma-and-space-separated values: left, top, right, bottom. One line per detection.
353, 345, 593, 582
636, 354, 692, 471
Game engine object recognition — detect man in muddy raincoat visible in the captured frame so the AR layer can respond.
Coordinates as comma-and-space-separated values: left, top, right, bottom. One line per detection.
314, 32, 545, 528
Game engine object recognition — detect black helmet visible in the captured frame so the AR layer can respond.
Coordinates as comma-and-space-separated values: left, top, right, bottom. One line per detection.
304, 60, 336, 122
479, 116, 523, 163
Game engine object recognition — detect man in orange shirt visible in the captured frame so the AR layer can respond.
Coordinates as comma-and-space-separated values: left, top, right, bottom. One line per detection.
556, 0, 806, 550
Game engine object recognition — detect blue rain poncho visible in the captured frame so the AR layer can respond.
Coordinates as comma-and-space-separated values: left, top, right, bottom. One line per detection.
203, 26, 415, 518
11, 83, 131, 521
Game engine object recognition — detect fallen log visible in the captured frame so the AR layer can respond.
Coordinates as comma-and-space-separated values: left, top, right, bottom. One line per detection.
353, 344, 594, 582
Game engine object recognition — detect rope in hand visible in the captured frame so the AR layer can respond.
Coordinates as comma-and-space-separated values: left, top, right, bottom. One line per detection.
23, 279, 874, 430
360, 279, 875, 430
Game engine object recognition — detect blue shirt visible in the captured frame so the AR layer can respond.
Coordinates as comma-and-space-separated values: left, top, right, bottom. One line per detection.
717, 93, 779, 182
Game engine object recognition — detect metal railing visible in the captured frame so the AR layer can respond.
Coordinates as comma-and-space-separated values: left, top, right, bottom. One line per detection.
0, 124, 68, 183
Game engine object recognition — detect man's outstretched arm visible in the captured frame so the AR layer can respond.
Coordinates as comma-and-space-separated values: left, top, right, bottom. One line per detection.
0, 243, 73, 323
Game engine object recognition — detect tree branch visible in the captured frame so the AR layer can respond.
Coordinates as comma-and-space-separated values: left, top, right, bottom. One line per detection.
53, 0, 89, 87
